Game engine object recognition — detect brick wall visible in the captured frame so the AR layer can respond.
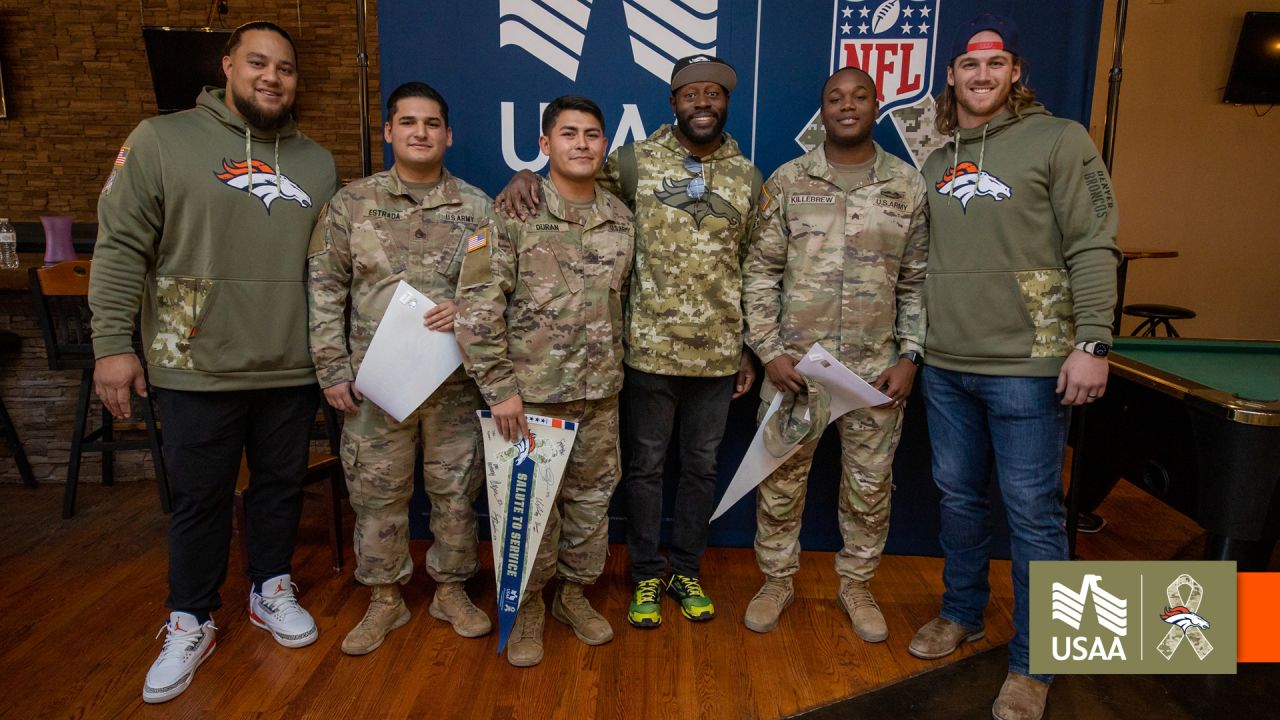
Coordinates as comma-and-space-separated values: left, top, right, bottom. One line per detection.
0, 0, 384, 222
0, 1, 382, 483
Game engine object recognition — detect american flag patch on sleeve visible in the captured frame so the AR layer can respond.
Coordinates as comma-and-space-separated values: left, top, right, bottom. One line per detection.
466, 229, 488, 253
757, 185, 774, 215
114, 146, 130, 166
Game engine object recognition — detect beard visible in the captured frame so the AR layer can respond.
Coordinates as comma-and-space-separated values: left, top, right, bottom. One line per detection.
232, 87, 293, 130
676, 108, 727, 147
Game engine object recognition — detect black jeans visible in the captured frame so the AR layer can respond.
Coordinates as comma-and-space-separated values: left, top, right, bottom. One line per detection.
157, 385, 319, 613
623, 368, 733, 582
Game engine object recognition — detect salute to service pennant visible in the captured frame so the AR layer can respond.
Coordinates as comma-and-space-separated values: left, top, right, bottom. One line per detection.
478, 411, 578, 655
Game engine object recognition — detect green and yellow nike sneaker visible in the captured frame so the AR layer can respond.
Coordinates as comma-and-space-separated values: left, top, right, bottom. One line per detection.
666, 574, 715, 621
628, 578, 663, 628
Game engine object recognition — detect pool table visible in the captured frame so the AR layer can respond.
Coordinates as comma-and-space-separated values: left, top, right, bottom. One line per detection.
1070, 338, 1280, 570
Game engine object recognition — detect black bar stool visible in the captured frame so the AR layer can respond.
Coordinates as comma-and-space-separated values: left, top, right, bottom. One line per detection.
1124, 303, 1196, 337
29, 261, 169, 518
0, 330, 36, 486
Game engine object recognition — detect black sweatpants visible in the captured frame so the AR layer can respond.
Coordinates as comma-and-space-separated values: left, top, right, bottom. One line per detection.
156, 385, 319, 613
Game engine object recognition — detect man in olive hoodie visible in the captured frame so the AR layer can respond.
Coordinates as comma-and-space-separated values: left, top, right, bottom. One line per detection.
907, 15, 1119, 720
89, 22, 339, 704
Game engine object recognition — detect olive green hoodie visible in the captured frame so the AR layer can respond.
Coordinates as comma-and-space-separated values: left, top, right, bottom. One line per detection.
91, 87, 339, 391
921, 103, 1120, 377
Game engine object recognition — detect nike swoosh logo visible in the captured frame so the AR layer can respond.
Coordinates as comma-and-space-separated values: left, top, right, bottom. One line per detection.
1083, 156, 1098, 166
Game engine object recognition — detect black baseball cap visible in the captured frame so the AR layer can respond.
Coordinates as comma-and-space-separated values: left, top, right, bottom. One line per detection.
670, 54, 737, 93
948, 13, 1021, 63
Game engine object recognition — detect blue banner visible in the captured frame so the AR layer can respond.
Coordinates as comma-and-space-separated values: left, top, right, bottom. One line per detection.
377, 0, 1104, 194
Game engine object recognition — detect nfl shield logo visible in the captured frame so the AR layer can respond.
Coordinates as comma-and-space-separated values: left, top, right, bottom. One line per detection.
831, 0, 941, 120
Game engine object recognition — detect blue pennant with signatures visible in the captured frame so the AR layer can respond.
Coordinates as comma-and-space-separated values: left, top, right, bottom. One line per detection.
495, 443, 535, 654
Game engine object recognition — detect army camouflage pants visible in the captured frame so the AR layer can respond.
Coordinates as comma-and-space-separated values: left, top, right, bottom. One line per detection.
754, 401, 904, 582
523, 395, 621, 595
340, 372, 485, 586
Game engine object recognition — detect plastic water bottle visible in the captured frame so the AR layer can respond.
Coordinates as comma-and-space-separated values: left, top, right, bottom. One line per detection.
0, 218, 18, 270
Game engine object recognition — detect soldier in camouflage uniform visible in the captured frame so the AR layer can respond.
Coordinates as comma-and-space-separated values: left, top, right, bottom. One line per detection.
455, 96, 634, 668
496, 55, 760, 629
308, 82, 493, 655
741, 67, 928, 643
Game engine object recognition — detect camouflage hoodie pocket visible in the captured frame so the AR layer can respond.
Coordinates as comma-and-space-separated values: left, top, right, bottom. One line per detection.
1015, 268, 1075, 358
147, 276, 213, 370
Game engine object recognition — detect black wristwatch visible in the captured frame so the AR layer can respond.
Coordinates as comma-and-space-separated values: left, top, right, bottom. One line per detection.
900, 351, 923, 367
1075, 341, 1111, 357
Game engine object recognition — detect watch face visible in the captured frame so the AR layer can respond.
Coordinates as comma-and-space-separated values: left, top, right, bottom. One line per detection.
1092, 344, 1110, 357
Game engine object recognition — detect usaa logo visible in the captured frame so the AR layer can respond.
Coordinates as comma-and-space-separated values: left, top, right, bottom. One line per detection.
1049, 574, 1128, 661
497, 0, 718, 172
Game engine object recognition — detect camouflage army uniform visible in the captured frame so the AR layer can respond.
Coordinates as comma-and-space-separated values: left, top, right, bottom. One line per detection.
455, 177, 634, 593
743, 143, 929, 582
600, 123, 763, 583
308, 166, 495, 587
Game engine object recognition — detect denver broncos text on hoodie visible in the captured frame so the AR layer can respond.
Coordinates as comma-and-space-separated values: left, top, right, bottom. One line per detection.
921, 103, 1120, 377
90, 86, 340, 391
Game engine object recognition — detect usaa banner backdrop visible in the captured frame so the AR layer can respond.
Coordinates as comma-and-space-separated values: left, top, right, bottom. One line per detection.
377, 0, 1105, 193
384, 0, 1106, 554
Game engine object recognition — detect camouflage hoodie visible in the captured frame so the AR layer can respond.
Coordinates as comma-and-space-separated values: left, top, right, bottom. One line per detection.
600, 124, 762, 377
90, 87, 339, 391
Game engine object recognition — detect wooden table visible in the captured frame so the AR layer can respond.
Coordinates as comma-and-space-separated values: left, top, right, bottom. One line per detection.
0, 253, 88, 292
1114, 248, 1179, 335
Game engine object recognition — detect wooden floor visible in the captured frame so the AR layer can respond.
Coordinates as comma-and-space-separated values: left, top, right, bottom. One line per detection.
0, 475, 1210, 720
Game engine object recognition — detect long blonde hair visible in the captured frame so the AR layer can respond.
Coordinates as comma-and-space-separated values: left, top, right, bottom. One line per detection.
934, 59, 1038, 135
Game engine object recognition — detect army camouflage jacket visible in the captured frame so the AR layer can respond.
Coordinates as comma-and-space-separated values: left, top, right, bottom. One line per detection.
455, 177, 635, 406
307, 166, 498, 388
599, 124, 761, 377
743, 143, 928, 385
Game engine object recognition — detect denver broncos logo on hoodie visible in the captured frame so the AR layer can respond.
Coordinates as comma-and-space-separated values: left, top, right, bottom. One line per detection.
214, 159, 313, 213
934, 161, 1011, 212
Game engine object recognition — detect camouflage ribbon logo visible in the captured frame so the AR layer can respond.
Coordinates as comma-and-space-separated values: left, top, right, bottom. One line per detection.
1157, 574, 1214, 660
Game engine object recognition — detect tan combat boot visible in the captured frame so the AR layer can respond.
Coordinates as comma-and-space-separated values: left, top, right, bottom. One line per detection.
551, 582, 613, 645
341, 583, 411, 655
837, 578, 888, 642
507, 593, 546, 668
992, 672, 1050, 720
743, 577, 793, 633
429, 582, 492, 638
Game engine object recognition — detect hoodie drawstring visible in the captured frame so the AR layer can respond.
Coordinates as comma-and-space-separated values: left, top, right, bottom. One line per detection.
949, 123, 991, 207
244, 127, 252, 193
977, 123, 989, 176
242, 127, 283, 194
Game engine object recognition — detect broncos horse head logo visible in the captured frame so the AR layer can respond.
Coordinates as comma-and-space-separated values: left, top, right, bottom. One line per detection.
1160, 605, 1210, 634
214, 159, 313, 213
514, 432, 536, 464
653, 177, 741, 229
934, 161, 1011, 212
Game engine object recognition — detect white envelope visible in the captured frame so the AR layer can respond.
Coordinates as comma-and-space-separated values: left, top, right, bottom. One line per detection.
353, 280, 463, 422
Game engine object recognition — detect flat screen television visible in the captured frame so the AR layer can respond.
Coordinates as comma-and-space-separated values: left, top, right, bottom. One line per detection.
1223, 12, 1280, 105
142, 26, 233, 114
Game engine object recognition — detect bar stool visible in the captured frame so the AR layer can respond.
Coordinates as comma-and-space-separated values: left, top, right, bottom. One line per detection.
0, 330, 36, 487
1124, 303, 1197, 337
28, 261, 169, 518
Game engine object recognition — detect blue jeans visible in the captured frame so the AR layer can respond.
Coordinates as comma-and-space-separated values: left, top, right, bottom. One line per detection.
922, 366, 1069, 683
